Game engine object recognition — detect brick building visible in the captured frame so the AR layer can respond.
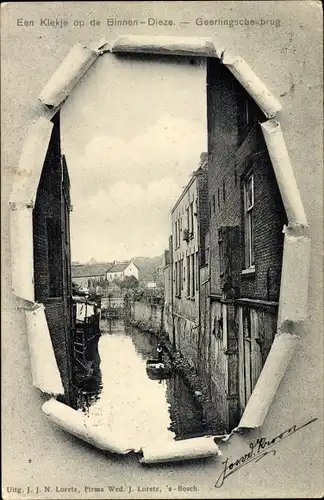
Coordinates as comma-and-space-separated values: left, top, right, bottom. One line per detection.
32, 112, 74, 405
200, 59, 287, 429
166, 153, 208, 368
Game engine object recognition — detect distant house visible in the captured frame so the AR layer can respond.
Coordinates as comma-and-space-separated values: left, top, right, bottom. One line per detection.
72, 260, 139, 288
146, 282, 157, 289
106, 260, 139, 282
71, 263, 112, 288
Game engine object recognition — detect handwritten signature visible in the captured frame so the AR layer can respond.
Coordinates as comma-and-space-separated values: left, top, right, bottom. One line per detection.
215, 417, 318, 488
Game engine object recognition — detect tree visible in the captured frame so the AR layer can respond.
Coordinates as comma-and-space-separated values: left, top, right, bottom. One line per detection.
113, 278, 122, 287
120, 275, 139, 290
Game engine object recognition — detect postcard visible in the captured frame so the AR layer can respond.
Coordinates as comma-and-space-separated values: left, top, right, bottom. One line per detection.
1, 1, 323, 499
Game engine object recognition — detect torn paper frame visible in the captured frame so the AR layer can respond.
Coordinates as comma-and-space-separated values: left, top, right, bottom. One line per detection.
11, 35, 311, 462
25, 304, 64, 395
9, 116, 64, 394
42, 398, 221, 462
38, 40, 110, 108
9, 117, 54, 303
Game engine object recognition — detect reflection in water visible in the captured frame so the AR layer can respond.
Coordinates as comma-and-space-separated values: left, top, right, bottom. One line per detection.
76, 319, 222, 448
75, 334, 103, 413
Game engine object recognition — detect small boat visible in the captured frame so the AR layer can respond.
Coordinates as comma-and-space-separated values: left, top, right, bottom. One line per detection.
146, 359, 171, 379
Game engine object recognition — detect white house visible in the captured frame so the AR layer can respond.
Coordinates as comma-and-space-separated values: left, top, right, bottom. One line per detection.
106, 260, 139, 282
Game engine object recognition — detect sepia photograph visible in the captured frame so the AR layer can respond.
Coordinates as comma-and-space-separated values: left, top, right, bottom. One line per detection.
1, 1, 323, 499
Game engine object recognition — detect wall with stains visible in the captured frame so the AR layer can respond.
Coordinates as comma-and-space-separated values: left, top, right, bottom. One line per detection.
132, 301, 164, 334
2, 2, 323, 498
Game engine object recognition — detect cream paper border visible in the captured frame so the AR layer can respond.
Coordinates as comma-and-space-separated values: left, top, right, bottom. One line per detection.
9, 35, 311, 462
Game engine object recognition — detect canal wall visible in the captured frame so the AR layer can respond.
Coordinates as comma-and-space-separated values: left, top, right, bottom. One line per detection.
173, 313, 199, 370
130, 301, 164, 334
129, 299, 227, 432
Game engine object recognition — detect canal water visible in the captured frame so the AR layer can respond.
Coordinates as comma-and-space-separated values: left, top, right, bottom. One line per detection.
76, 319, 221, 451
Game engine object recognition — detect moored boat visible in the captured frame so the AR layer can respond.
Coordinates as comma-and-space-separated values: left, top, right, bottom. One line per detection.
146, 359, 171, 379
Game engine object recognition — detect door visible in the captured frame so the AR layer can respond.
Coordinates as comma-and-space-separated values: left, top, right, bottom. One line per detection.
238, 306, 263, 411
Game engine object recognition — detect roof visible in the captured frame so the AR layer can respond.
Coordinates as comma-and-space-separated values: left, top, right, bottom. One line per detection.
72, 260, 139, 278
108, 262, 132, 273
71, 263, 112, 278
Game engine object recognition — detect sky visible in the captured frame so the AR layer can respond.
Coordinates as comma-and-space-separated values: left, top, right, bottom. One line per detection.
61, 54, 207, 263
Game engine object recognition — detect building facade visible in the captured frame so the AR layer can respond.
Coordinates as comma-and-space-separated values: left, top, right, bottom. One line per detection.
168, 154, 208, 368
32, 112, 74, 405
201, 58, 287, 429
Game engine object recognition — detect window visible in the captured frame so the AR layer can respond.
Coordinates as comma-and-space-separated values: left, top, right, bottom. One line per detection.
218, 187, 220, 207
205, 247, 209, 267
175, 261, 178, 295
244, 173, 255, 269
174, 221, 177, 248
238, 93, 252, 133
237, 86, 261, 143
186, 207, 190, 234
179, 217, 182, 246
190, 202, 194, 237
187, 255, 190, 297
212, 194, 216, 213
218, 229, 224, 277
191, 253, 195, 298
196, 251, 199, 291
244, 98, 251, 126
223, 180, 226, 203
178, 259, 182, 297
180, 258, 183, 291
178, 219, 180, 247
